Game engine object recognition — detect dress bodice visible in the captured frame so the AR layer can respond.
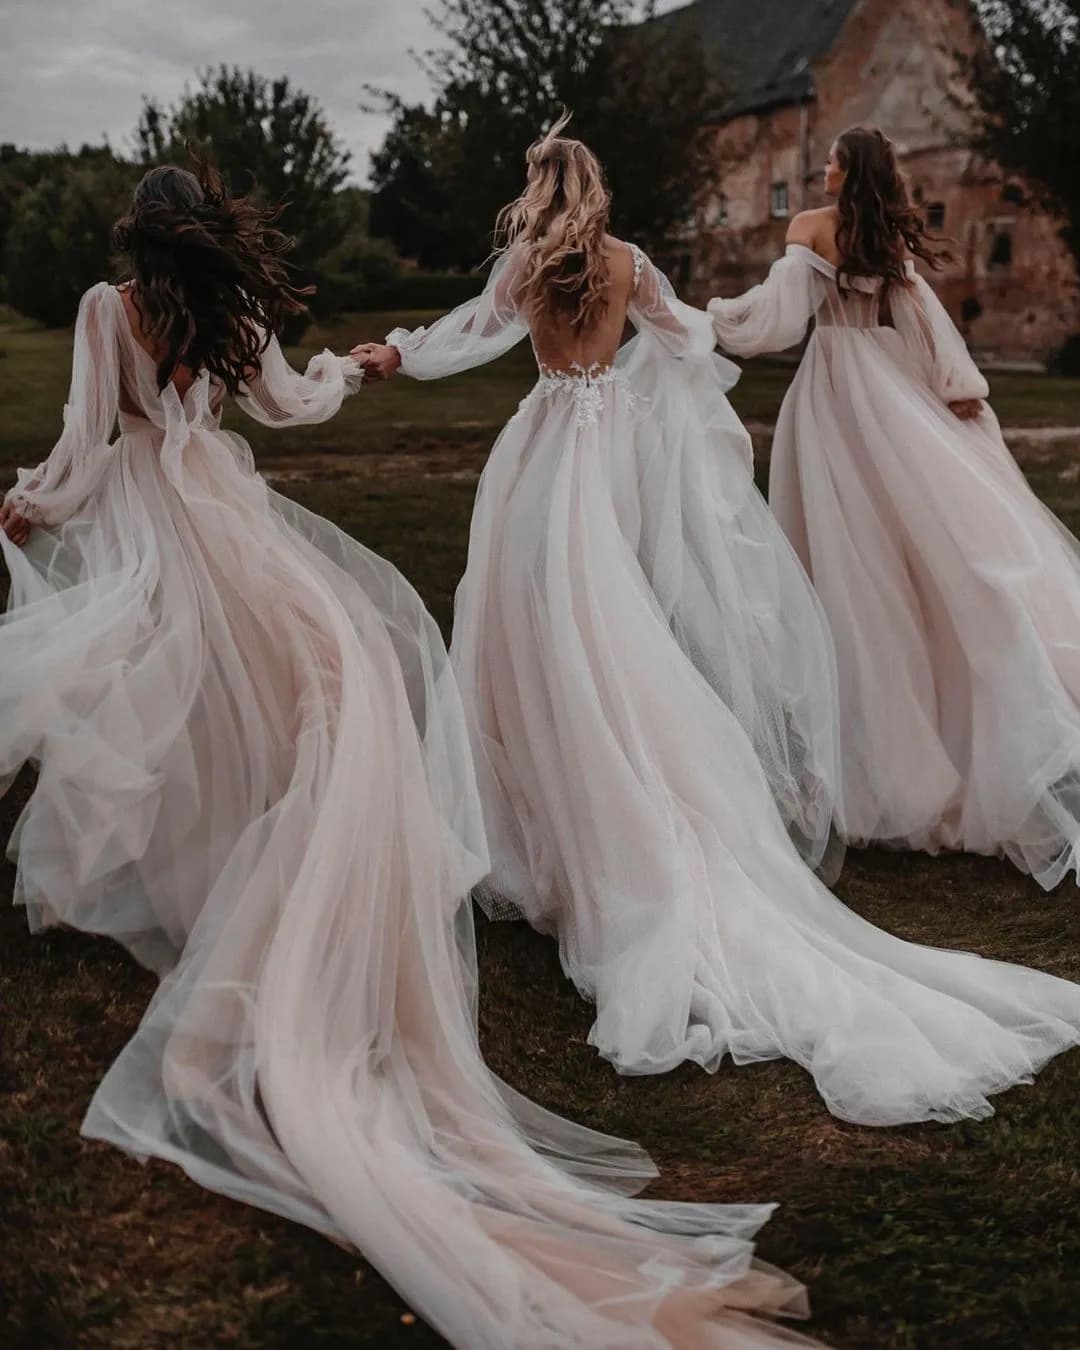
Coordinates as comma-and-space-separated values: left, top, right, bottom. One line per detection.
786, 245, 907, 331
5, 281, 362, 528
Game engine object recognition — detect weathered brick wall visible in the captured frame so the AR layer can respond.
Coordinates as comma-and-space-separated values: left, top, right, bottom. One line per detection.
686, 0, 1080, 363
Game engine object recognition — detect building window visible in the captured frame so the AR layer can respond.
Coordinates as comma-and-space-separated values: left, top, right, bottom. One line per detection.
927, 201, 946, 230
770, 182, 789, 219
989, 229, 1013, 269
709, 192, 729, 227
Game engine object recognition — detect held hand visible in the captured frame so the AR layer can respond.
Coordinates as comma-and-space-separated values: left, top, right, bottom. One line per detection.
0, 499, 32, 547
949, 398, 983, 421
349, 343, 402, 383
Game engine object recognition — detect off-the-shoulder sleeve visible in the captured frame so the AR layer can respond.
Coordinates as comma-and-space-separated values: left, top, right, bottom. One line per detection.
5, 283, 122, 526
385, 249, 529, 380
707, 248, 827, 357
626, 247, 717, 358
235, 336, 364, 426
890, 274, 990, 403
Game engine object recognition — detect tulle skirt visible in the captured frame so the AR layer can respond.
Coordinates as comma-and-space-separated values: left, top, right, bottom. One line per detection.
454, 357, 1080, 1117
1, 417, 816, 1349
770, 327, 1080, 886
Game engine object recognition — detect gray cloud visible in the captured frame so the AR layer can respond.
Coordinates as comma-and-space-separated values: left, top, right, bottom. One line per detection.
1, 0, 686, 182
0, 0, 437, 181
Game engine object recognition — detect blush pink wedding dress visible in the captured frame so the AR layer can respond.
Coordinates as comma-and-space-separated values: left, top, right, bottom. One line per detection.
1, 281, 816, 1350
711, 244, 1080, 889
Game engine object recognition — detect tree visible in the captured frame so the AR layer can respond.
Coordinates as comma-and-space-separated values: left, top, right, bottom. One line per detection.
136, 67, 353, 299
369, 102, 468, 269
369, 0, 715, 270
3, 148, 137, 325
963, 1, 1080, 268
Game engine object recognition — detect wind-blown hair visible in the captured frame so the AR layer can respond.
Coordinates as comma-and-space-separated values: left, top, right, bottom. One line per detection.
494, 112, 612, 331
112, 156, 310, 393
834, 126, 953, 290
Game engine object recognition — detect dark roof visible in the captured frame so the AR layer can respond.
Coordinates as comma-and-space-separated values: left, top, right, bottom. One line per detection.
654, 0, 860, 119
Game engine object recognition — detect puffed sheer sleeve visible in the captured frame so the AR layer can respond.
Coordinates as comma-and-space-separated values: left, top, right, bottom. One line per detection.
890, 272, 990, 403
626, 246, 717, 358
707, 248, 828, 357
235, 336, 364, 426
385, 249, 529, 380
5, 282, 121, 527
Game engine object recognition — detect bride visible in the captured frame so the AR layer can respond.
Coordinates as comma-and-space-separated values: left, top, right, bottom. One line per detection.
709, 125, 1080, 888
0, 159, 815, 1349
358, 118, 1080, 1120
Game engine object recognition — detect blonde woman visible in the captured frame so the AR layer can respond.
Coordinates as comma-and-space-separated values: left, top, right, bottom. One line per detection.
359, 119, 1080, 1124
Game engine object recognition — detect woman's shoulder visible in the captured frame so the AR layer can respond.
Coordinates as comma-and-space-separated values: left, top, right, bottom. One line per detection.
604, 234, 638, 261
785, 206, 838, 252
603, 236, 644, 287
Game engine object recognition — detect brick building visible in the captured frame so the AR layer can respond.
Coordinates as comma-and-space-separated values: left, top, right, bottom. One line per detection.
659, 0, 1080, 364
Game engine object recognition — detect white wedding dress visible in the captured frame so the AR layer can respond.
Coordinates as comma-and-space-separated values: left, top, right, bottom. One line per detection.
711, 244, 1080, 886
1, 282, 818, 1350
389, 243, 1080, 1118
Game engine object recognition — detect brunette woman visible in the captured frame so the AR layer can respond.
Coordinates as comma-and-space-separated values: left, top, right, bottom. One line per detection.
711, 125, 1080, 889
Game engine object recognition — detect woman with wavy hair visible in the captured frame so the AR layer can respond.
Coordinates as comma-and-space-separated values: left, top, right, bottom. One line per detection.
0, 156, 834, 1350
711, 125, 1080, 885
358, 120, 1080, 1121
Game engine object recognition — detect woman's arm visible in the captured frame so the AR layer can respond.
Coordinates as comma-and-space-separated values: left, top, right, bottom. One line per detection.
358, 250, 528, 382
3, 282, 121, 534
890, 274, 990, 413
707, 235, 827, 358
235, 335, 364, 427
626, 246, 717, 358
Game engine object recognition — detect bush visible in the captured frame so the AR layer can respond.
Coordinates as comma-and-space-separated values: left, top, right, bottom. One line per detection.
316, 232, 402, 313
366, 270, 485, 312
4, 155, 136, 326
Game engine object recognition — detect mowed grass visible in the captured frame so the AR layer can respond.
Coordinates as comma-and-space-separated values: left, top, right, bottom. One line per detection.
2, 309, 1080, 1349
3, 306, 1080, 477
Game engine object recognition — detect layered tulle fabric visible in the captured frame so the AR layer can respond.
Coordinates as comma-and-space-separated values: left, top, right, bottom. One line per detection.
393, 245, 1080, 1116
392, 249, 843, 874
711, 244, 1080, 887
2, 282, 818, 1350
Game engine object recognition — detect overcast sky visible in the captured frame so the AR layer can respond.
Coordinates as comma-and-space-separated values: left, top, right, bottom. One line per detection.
1, 0, 687, 184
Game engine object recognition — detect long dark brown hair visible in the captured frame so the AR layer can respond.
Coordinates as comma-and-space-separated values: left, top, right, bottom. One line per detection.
834, 127, 952, 290
112, 156, 310, 393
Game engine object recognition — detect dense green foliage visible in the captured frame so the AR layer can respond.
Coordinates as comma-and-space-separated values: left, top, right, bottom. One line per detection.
369, 0, 716, 269
966, 4, 1080, 295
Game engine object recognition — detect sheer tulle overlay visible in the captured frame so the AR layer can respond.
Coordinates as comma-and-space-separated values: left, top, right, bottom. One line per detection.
711, 245, 1080, 887
390, 246, 1080, 1117
2, 283, 817, 1349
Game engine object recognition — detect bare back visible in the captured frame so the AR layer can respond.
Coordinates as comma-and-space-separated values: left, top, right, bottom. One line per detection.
528, 237, 638, 374
117, 285, 205, 409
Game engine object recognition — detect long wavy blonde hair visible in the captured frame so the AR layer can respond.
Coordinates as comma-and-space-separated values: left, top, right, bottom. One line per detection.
495, 112, 612, 331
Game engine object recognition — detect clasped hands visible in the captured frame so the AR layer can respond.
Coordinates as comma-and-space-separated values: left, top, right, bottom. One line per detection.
349, 342, 402, 383
0, 498, 31, 546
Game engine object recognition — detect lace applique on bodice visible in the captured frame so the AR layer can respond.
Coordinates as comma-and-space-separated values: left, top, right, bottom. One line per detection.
534, 362, 625, 427
629, 244, 645, 292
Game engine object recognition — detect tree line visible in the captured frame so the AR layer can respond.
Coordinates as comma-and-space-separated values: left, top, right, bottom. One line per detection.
1, 0, 1076, 352
0, 2, 711, 334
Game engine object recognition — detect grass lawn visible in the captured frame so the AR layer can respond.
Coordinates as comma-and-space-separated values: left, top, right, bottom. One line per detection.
2, 309, 1080, 1349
